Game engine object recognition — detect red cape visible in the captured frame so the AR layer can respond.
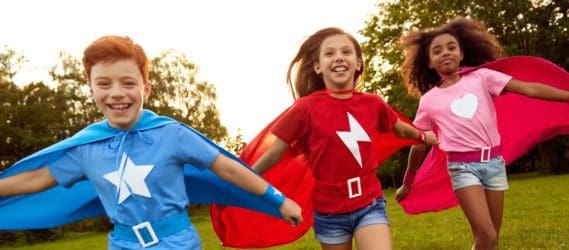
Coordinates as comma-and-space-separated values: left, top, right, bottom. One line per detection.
210, 108, 416, 248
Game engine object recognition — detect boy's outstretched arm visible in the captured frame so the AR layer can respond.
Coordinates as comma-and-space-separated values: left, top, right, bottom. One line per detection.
505, 79, 569, 102
0, 167, 58, 197
395, 144, 427, 201
210, 153, 303, 226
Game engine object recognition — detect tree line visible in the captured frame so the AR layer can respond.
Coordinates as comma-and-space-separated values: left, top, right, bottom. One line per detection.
0, 0, 567, 245
0, 49, 250, 170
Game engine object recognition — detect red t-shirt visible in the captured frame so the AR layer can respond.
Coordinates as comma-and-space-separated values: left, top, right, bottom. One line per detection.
272, 91, 398, 213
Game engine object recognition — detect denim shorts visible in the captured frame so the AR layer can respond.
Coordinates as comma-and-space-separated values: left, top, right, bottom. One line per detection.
447, 156, 509, 191
312, 197, 389, 244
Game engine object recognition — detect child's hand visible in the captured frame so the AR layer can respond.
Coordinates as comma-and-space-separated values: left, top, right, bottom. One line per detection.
279, 198, 303, 226
395, 184, 411, 201
423, 131, 439, 145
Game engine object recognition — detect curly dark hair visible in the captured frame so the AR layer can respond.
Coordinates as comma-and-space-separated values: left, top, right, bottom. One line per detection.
399, 16, 503, 95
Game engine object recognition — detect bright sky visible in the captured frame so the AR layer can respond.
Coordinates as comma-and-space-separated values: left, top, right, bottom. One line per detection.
3, 0, 378, 141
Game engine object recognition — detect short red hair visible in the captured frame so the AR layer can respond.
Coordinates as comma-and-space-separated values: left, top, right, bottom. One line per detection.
82, 35, 149, 82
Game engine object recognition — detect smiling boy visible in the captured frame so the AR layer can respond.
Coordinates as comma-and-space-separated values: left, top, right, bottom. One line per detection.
0, 35, 302, 249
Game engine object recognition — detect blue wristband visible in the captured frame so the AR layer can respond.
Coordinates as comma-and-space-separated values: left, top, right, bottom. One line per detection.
263, 185, 285, 208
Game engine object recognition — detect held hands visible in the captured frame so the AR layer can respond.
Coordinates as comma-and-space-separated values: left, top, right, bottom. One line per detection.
421, 131, 439, 145
279, 198, 303, 226
395, 184, 411, 201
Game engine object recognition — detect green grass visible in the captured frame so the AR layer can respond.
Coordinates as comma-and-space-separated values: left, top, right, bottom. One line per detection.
2, 173, 568, 249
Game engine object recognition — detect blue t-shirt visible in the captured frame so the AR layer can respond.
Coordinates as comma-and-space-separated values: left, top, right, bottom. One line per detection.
48, 123, 219, 249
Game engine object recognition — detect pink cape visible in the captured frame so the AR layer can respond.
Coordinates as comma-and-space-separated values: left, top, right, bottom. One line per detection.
210, 56, 569, 247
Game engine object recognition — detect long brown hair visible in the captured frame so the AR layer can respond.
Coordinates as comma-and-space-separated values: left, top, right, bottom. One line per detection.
399, 17, 503, 95
287, 27, 364, 100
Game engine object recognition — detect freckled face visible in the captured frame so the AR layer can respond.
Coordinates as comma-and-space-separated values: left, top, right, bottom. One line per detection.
89, 59, 151, 130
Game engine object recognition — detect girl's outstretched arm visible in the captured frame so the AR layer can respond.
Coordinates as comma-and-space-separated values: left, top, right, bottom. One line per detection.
392, 119, 436, 201
392, 119, 439, 145
0, 167, 58, 197
251, 138, 289, 174
505, 79, 569, 102
395, 144, 427, 201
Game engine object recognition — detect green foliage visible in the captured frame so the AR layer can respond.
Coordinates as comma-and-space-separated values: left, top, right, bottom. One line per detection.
376, 151, 406, 188
0, 79, 20, 167
49, 51, 102, 131
221, 129, 247, 155
0, 47, 25, 83
0, 50, 72, 168
0, 49, 24, 167
148, 50, 227, 142
361, 0, 569, 182
10, 83, 68, 156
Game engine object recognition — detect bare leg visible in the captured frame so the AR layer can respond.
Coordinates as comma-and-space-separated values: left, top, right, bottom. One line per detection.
485, 190, 505, 243
354, 224, 392, 250
455, 185, 498, 250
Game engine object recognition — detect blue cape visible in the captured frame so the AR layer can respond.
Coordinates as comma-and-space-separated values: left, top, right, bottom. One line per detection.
0, 110, 281, 230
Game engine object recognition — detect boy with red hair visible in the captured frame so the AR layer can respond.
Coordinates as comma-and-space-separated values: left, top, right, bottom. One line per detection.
0, 35, 302, 249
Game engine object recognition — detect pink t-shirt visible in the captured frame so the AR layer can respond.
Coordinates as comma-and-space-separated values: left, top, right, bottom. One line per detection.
414, 68, 512, 152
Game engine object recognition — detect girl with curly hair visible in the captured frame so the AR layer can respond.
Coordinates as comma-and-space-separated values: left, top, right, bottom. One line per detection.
397, 17, 569, 249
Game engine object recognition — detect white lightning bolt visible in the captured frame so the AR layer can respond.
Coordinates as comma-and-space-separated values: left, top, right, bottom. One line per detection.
336, 112, 371, 167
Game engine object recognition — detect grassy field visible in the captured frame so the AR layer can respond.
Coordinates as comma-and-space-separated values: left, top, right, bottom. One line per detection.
2, 173, 568, 249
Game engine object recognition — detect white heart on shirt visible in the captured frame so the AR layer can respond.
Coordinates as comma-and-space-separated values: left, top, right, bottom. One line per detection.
450, 93, 478, 119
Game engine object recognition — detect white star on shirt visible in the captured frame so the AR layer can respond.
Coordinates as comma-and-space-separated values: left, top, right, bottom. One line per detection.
103, 153, 154, 204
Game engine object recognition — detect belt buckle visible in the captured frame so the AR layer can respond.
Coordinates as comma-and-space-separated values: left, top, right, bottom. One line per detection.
347, 177, 362, 199
132, 221, 159, 248
480, 147, 491, 163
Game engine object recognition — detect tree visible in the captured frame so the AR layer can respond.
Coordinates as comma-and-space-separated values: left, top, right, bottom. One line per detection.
0, 48, 22, 168
222, 129, 247, 155
0, 47, 24, 83
0, 49, 64, 169
148, 50, 227, 142
49, 51, 102, 138
360, 0, 569, 182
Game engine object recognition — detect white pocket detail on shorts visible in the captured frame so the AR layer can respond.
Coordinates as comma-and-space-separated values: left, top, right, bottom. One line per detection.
447, 162, 465, 172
